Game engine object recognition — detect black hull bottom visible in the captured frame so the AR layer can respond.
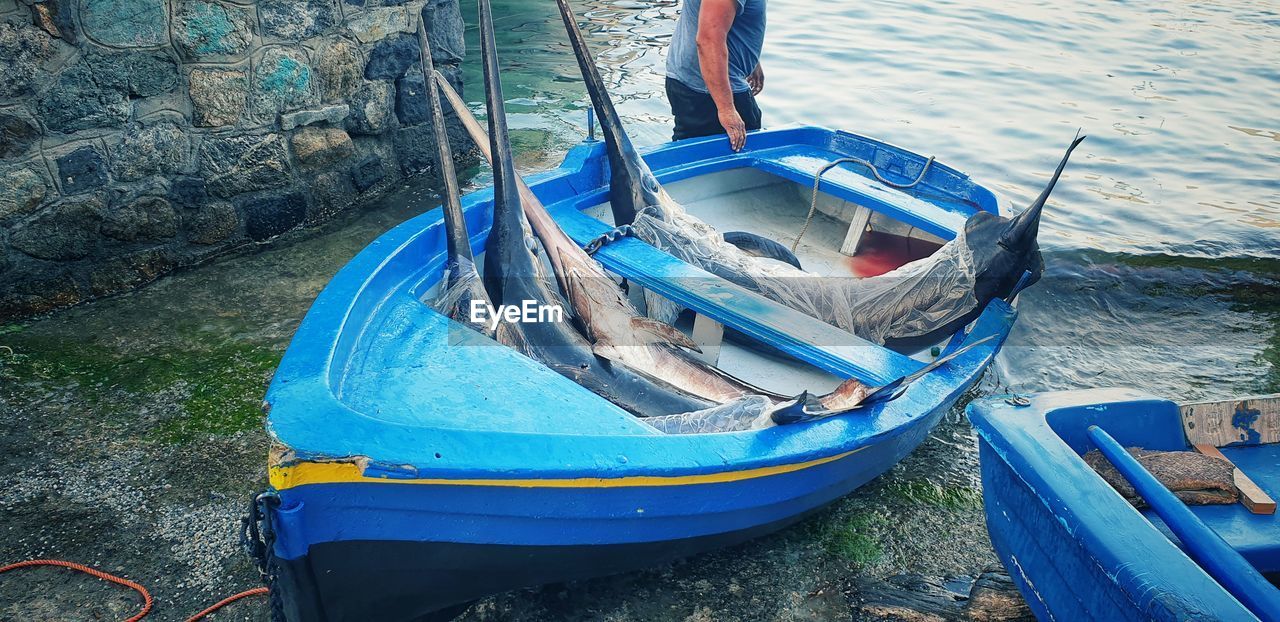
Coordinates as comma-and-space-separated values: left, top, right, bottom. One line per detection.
274, 511, 816, 621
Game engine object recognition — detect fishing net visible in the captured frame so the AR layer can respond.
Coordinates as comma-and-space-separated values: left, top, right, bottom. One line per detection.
428, 240, 569, 320
430, 259, 486, 323
1084, 448, 1238, 506
631, 206, 978, 345
641, 396, 774, 434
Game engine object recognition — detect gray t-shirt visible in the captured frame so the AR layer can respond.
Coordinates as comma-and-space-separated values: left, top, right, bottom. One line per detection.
665, 0, 767, 94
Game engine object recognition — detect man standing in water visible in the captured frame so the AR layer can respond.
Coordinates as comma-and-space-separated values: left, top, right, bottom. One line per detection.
665, 0, 766, 151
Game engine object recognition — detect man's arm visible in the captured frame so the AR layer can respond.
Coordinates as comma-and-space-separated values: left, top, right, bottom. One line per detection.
696, 0, 746, 151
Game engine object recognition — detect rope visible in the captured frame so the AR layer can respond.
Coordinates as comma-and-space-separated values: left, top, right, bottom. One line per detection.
581, 207, 663, 255
582, 224, 637, 255
791, 155, 936, 253
0, 559, 270, 621
184, 587, 269, 621
0, 559, 153, 622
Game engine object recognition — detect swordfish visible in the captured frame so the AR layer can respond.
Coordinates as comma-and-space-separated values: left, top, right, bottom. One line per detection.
419, 14, 714, 419
441, 2, 862, 417
556, 0, 1084, 352
414, 21, 503, 344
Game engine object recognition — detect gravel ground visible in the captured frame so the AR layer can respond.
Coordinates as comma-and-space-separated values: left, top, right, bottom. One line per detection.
0, 400, 271, 621
0, 187, 1002, 621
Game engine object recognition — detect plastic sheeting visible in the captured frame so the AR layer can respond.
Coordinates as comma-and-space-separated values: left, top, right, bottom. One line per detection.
631, 205, 979, 345
430, 259, 486, 327
641, 396, 774, 434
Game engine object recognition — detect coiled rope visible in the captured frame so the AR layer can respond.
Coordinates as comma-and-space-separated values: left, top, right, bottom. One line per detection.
0, 560, 153, 622
0, 559, 267, 621
791, 155, 936, 253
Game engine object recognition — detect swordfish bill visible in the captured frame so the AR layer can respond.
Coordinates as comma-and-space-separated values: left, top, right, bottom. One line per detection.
467, 0, 716, 418
419, 22, 468, 268
554, 0, 656, 226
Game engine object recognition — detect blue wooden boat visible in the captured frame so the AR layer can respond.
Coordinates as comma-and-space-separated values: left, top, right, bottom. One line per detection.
256, 126, 1019, 621
969, 389, 1280, 621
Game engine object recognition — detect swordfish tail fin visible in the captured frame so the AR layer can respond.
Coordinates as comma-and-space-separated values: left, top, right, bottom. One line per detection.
417, 21, 471, 265
556, 0, 664, 224
1000, 132, 1087, 252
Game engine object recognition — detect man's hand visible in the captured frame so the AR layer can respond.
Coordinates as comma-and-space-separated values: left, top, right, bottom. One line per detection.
747, 64, 764, 96
718, 107, 747, 151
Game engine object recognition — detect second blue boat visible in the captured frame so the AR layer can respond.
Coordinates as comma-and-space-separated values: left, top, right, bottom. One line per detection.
970, 389, 1280, 621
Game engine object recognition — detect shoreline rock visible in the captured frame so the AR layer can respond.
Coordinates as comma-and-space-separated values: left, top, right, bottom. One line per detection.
0, 0, 471, 321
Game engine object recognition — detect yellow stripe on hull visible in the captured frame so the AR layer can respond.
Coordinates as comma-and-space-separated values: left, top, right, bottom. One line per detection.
269, 447, 864, 491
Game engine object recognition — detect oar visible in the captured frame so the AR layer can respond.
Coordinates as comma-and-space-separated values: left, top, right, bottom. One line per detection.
1087, 425, 1280, 621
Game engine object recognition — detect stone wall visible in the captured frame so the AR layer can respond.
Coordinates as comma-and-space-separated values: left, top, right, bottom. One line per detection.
0, 0, 468, 319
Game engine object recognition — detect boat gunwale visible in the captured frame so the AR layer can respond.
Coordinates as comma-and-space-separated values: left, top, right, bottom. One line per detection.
265, 125, 1014, 481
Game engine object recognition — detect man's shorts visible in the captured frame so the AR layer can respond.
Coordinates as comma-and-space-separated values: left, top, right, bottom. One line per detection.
666, 77, 762, 142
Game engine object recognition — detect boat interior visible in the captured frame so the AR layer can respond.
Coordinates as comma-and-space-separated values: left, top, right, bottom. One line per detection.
423, 164, 965, 399
587, 166, 951, 394
1167, 397, 1280, 579
1049, 395, 1280, 581
307, 128, 1008, 443
1183, 442, 1280, 575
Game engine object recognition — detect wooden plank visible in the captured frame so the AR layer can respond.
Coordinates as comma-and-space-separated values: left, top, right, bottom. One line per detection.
838, 203, 873, 256
1181, 394, 1280, 446
1194, 443, 1277, 515
853, 568, 1034, 621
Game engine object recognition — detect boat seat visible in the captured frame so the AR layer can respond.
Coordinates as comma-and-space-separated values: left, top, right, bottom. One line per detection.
616, 131, 991, 243
551, 207, 925, 387
1145, 442, 1280, 574
620, 147, 976, 243
753, 153, 971, 242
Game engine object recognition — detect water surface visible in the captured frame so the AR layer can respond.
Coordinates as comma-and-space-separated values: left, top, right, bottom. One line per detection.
463, 0, 1279, 399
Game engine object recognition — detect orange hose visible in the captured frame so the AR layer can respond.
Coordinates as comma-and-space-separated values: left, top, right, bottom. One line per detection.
0, 559, 153, 622
1, 559, 269, 621
184, 586, 269, 621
